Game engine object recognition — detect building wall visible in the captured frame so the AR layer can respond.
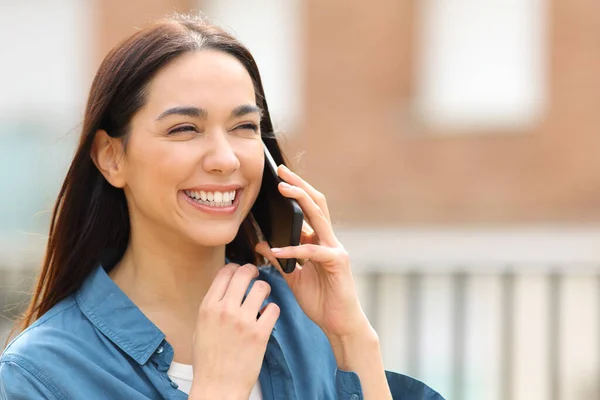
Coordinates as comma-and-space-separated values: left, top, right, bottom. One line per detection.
289, 0, 600, 226
95, 0, 193, 67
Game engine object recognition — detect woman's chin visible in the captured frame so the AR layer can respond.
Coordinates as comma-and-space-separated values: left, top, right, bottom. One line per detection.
187, 225, 240, 247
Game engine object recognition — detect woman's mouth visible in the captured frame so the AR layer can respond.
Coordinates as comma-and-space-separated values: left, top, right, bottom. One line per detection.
183, 189, 238, 208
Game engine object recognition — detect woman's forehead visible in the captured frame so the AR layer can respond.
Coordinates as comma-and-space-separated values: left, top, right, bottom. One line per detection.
145, 50, 256, 114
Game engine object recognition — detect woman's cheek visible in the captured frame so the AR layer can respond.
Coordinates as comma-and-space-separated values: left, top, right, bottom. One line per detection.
144, 142, 197, 179
126, 143, 188, 203
239, 139, 264, 173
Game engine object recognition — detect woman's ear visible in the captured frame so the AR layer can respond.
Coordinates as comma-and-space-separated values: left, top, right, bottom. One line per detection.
91, 130, 127, 188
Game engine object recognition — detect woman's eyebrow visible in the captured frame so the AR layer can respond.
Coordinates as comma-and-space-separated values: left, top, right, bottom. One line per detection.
230, 104, 263, 119
155, 104, 262, 121
155, 106, 207, 121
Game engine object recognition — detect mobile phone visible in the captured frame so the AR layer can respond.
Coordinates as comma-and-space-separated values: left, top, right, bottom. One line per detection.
251, 142, 304, 273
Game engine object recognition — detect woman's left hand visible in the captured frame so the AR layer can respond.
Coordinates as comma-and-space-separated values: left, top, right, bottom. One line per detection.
255, 165, 372, 341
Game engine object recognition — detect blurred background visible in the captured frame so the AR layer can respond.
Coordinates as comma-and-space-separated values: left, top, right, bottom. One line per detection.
1, 0, 599, 399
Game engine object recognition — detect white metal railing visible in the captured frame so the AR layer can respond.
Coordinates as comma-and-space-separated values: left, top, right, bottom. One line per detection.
2, 227, 600, 399
344, 227, 600, 400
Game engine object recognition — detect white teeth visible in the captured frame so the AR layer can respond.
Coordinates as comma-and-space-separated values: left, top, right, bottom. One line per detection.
184, 189, 238, 207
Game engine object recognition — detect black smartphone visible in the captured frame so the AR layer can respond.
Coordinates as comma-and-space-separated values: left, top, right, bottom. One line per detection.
251, 142, 304, 273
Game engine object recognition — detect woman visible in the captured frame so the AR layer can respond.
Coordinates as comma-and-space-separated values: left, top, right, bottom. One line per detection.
0, 13, 443, 400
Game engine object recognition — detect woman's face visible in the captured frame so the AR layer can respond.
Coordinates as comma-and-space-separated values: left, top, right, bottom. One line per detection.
120, 50, 264, 247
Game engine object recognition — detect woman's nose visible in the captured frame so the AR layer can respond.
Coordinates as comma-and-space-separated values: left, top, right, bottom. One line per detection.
202, 134, 240, 175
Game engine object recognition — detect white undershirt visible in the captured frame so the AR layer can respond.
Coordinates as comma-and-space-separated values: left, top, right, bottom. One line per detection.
167, 361, 263, 399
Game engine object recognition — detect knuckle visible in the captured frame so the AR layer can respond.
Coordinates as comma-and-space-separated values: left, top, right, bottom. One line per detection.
220, 263, 238, 276
219, 306, 237, 322
253, 280, 271, 294
315, 191, 326, 202
197, 303, 211, 319
268, 303, 281, 318
234, 316, 249, 332
239, 263, 257, 277
248, 326, 264, 343
337, 248, 350, 263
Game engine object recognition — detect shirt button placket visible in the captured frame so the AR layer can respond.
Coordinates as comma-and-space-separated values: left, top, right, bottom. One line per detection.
153, 345, 169, 372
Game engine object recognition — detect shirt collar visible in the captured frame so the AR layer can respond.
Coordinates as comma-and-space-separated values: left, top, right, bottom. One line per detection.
74, 260, 276, 366
75, 263, 165, 365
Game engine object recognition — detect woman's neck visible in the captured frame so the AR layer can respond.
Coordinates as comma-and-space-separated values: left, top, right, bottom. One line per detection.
107, 215, 235, 365
108, 226, 226, 320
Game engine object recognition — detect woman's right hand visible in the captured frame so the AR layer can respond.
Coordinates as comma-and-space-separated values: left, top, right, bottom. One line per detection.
189, 263, 279, 400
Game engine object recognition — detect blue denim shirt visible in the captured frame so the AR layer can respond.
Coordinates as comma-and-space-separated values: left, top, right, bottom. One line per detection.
1, 263, 444, 399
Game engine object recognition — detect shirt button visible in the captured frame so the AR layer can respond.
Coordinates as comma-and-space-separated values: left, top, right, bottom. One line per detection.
350, 395, 359, 400
156, 346, 164, 354
170, 381, 179, 389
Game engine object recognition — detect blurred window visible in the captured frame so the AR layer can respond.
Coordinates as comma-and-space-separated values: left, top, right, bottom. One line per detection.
0, 0, 89, 116
413, 0, 548, 132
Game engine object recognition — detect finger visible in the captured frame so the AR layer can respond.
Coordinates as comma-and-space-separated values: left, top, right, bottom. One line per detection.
277, 165, 331, 222
255, 241, 302, 283
203, 263, 239, 303
300, 223, 319, 245
256, 302, 280, 332
302, 221, 315, 235
221, 263, 259, 306
278, 182, 337, 246
255, 241, 283, 270
300, 222, 319, 262
271, 244, 343, 267
241, 280, 271, 317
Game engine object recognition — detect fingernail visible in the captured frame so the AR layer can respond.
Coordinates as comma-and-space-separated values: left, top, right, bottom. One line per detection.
271, 248, 282, 253
279, 182, 292, 189
279, 164, 290, 172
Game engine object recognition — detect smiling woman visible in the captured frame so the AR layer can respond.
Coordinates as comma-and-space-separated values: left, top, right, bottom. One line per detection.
0, 12, 443, 400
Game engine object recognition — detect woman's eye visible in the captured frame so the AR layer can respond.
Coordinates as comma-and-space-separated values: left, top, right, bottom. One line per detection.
235, 123, 259, 133
168, 125, 198, 135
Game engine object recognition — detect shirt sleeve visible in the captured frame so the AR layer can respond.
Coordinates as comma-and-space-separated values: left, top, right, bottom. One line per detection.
384, 370, 446, 399
0, 355, 64, 400
334, 368, 446, 400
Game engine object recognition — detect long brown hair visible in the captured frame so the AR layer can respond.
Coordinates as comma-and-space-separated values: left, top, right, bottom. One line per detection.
8, 13, 289, 342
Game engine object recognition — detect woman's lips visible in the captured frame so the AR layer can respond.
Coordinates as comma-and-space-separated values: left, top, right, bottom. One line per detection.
180, 188, 242, 215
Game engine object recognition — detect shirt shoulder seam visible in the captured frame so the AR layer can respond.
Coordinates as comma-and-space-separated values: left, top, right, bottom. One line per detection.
3, 297, 77, 354
1, 353, 69, 400
75, 300, 164, 364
